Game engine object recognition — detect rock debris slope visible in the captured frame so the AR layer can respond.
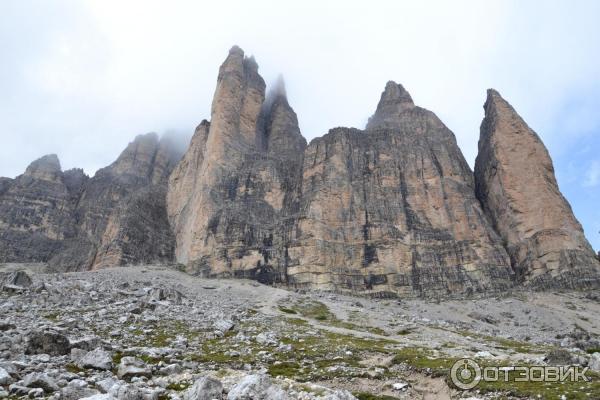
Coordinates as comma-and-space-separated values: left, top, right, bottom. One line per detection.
474, 89, 600, 289
1, 46, 599, 297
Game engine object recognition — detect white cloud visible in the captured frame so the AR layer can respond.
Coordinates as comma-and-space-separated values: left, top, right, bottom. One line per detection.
584, 160, 600, 187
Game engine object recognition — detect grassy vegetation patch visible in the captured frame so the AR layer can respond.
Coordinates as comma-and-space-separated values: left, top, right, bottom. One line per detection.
296, 301, 337, 321
43, 312, 60, 321
278, 306, 298, 314
353, 393, 401, 400
165, 382, 191, 391
586, 348, 600, 354
391, 347, 456, 377
65, 363, 85, 374
112, 351, 124, 365
442, 327, 540, 354
283, 300, 389, 335
286, 317, 309, 326
268, 361, 302, 378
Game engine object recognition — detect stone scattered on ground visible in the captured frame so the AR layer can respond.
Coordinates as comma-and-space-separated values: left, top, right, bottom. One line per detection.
1, 264, 599, 399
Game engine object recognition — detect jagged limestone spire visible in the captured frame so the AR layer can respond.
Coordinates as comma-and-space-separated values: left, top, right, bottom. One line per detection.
366, 81, 415, 130
475, 89, 600, 289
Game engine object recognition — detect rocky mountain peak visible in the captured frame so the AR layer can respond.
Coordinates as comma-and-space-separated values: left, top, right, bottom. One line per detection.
24, 154, 62, 182
209, 46, 266, 154
2, 46, 599, 296
481, 89, 525, 133
366, 81, 415, 130
99, 132, 161, 181
256, 76, 307, 154
218, 45, 263, 91
228, 44, 244, 56
486, 88, 503, 102
475, 90, 600, 289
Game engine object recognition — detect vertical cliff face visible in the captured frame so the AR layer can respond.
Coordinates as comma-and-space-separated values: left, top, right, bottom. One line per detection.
2, 46, 599, 296
168, 47, 306, 281
0, 132, 182, 271
167, 66, 516, 297
287, 82, 514, 297
0, 155, 79, 262
64, 133, 181, 270
167, 121, 211, 263
474, 90, 600, 289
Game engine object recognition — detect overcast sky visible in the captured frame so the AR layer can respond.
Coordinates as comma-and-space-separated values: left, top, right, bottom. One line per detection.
1, 0, 599, 250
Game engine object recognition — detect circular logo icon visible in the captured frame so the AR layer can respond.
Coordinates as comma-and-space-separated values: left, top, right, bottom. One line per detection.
450, 358, 482, 390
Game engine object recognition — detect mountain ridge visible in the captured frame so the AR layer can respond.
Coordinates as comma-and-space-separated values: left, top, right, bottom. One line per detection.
1, 46, 598, 297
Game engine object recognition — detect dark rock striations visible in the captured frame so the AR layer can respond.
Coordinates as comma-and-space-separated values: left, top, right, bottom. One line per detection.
0, 155, 80, 263
0, 134, 184, 270
289, 82, 514, 297
70, 132, 181, 270
474, 89, 600, 289
167, 46, 307, 283
1, 47, 598, 297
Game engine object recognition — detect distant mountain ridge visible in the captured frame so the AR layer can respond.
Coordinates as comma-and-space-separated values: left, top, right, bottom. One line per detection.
1, 46, 598, 297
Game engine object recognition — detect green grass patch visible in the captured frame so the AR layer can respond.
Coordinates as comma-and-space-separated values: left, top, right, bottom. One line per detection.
65, 363, 85, 374
278, 306, 298, 314
138, 354, 163, 364
268, 361, 302, 378
43, 312, 60, 321
391, 347, 456, 377
286, 318, 309, 326
353, 393, 401, 400
165, 382, 191, 391
294, 301, 337, 322
112, 351, 124, 365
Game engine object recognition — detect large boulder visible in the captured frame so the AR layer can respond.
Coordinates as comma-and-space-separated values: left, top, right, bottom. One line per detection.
182, 376, 223, 400
589, 353, 600, 372
25, 331, 70, 355
117, 357, 152, 380
77, 348, 113, 370
0, 366, 12, 385
22, 372, 59, 393
3, 271, 32, 287
227, 374, 287, 400
61, 379, 100, 400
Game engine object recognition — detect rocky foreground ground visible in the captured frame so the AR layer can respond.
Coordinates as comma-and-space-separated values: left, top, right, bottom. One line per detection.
1, 265, 600, 400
